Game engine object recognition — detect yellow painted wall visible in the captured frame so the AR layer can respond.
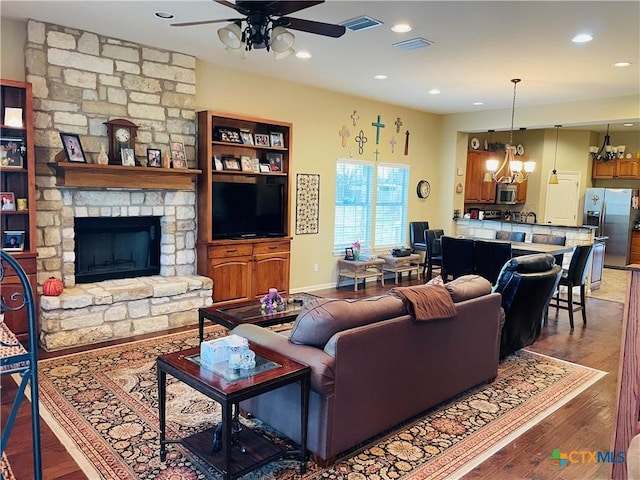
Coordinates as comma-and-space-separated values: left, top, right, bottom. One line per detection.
0, 17, 26, 80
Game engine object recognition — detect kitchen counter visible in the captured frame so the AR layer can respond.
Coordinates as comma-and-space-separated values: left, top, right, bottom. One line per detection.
455, 218, 598, 230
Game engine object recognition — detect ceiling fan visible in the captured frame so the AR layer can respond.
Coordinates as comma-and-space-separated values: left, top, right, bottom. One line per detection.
171, 0, 346, 58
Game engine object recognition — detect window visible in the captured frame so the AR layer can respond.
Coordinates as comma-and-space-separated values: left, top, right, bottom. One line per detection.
334, 159, 409, 251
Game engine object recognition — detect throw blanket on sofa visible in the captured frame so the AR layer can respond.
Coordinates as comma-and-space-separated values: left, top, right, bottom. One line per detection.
390, 284, 457, 322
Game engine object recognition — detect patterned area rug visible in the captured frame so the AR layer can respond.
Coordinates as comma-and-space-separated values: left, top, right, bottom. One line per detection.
36, 326, 605, 480
0, 452, 16, 480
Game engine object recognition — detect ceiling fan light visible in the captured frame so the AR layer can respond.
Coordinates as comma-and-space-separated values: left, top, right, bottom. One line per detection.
226, 44, 248, 58
218, 23, 243, 49
271, 26, 295, 52
274, 47, 295, 60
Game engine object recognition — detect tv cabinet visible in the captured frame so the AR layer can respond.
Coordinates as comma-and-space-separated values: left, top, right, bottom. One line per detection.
196, 111, 292, 306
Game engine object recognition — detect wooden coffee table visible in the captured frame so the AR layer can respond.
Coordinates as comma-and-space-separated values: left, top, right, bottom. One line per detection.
157, 343, 310, 480
198, 292, 319, 342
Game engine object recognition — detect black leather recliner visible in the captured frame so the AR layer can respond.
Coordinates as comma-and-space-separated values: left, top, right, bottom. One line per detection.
493, 253, 562, 358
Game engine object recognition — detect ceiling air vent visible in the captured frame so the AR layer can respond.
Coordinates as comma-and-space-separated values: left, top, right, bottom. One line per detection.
341, 16, 384, 32
393, 37, 435, 51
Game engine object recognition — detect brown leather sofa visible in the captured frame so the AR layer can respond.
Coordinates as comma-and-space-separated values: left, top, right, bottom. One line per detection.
233, 275, 504, 464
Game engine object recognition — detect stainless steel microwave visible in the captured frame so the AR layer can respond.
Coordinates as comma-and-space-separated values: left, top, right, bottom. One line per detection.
496, 183, 517, 204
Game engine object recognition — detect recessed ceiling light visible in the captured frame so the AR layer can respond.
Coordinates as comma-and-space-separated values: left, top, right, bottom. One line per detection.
154, 11, 174, 19
614, 61, 631, 67
428, 89, 441, 95
391, 23, 412, 33
374, 74, 388, 80
572, 33, 593, 43
473, 102, 484, 106
295, 51, 312, 59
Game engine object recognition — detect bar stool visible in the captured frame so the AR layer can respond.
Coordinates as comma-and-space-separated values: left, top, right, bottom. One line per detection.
409, 221, 429, 272
496, 230, 526, 242
424, 229, 444, 279
532, 233, 566, 268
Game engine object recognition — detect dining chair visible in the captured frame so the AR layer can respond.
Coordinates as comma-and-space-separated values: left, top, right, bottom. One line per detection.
549, 244, 594, 330
496, 230, 526, 242
441, 236, 475, 282
474, 239, 513, 285
531, 233, 567, 268
424, 229, 444, 279
409, 221, 430, 271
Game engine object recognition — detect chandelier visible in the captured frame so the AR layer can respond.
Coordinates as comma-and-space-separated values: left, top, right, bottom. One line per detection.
484, 79, 535, 184
588, 124, 626, 162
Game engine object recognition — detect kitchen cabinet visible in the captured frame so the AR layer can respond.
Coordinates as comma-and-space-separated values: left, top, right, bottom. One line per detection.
630, 231, 640, 265
464, 150, 496, 203
616, 158, 640, 178
516, 179, 527, 204
592, 158, 640, 179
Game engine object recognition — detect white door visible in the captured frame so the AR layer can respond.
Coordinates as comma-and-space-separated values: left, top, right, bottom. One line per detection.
544, 171, 581, 225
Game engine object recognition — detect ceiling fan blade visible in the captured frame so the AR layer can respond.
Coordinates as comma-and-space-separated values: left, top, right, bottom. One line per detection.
265, 1, 325, 16
214, 0, 251, 15
282, 17, 346, 38
171, 18, 242, 27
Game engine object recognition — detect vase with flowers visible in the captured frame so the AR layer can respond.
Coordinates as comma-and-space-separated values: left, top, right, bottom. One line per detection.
352, 241, 361, 261
260, 288, 285, 314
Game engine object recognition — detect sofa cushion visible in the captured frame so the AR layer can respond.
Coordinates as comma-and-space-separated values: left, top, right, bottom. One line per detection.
445, 275, 492, 303
289, 295, 405, 348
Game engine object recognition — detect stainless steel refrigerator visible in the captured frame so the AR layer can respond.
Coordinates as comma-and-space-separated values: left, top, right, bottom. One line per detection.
584, 188, 638, 267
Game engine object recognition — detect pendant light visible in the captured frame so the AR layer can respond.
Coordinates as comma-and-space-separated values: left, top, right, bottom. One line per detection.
549, 125, 561, 185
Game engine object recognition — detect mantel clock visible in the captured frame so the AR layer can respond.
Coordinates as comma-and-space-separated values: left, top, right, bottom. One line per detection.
104, 118, 138, 165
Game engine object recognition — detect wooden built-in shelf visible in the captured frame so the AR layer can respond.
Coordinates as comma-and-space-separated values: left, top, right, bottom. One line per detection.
52, 162, 201, 190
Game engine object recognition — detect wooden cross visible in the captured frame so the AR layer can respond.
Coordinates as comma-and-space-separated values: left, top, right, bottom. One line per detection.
371, 115, 385, 144
373, 148, 380, 162
339, 125, 350, 147
395, 117, 403, 133
351, 110, 359, 126
404, 130, 410, 155
355, 129, 368, 155
389, 136, 397, 154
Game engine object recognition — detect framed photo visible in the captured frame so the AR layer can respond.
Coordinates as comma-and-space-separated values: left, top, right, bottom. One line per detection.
240, 155, 253, 172
1, 192, 16, 211
60, 132, 87, 163
170, 141, 184, 152
171, 150, 188, 169
4, 107, 23, 127
259, 163, 271, 173
0, 137, 25, 168
344, 247, 355, 260
121, 147, 135, 166
240, 129, 253, 145
254, 133, 270, 147
213, 155, 224, 171
214, 127, 243, 144
252, 158, 260, 173
3, 230, 25, 251
223, 157, 242, 171
270, 132, 284, 148
266, 152, 283, 171
146, 148, 162, 167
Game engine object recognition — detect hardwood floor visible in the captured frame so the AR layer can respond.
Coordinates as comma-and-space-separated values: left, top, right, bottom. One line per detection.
1, 274, 625, 479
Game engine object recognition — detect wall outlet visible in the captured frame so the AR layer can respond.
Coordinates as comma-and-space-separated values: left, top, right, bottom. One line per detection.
314, 263, 319, 272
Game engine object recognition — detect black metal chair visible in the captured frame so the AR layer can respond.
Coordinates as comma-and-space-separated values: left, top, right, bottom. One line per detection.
550, 244, 594, 330
474, 239, 513, 285
531, 233, 567, 268
409, 221, 429, 272
441, 236, 475, 282
424, 229, 444, 279
496, 230, 526, 242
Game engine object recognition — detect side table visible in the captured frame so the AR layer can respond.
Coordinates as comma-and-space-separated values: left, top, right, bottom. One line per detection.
380, 254, 422, 284
336, 257, 385, 292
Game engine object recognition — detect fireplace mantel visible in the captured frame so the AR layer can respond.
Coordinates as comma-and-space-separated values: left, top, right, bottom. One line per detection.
52, 162, 201, 190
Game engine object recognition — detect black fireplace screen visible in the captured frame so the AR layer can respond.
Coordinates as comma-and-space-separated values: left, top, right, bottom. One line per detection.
74, 216, 161, 283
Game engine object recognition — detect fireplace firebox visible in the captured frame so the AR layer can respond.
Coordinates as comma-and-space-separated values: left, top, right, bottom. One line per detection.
75, 217, 161, 283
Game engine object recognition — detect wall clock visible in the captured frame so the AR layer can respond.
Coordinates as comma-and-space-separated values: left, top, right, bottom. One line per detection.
104, 118, 138, 165
417, 180, 431, 199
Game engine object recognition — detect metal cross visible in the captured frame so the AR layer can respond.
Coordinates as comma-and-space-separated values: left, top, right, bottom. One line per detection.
355, 129, 368, 155
389, 136, 397, 154
395, 117, 403, 133
339, 125, 350, 147
371, 115, 385, 144
351, 110, 359, 126
373, 148, 380, 162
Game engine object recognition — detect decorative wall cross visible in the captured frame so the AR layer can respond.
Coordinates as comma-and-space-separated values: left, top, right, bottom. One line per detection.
355, 129, 367, 155
389, 136, 397, 154
339, 125, 350, 147
395, 117, 403, 133
373, 148, 380, 162
371, 115, 385, 144
351, 110, 359, 126
404, 130, 410, 155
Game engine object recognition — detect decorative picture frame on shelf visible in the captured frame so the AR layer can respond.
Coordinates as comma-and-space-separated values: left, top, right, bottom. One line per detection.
146, 148, 162, 167
259, 163, 271, 173
214, 126, 243, 144
120, 147, 135, 166
1, 192, 16, 211
170, 141, 184, 152
2, 230, 25, 251
266, 152, 283, 171
254, 133, 270, 147
270, 132, 284, 148
344, 247, 355, 261
0, 137, 25, 168
3, 107, 23, 127
223, 157, 242, 171
240, 155, 253, 172
60, 132, 87, 163
213, 155, 224, 171
240, 129, 253, 145
252, 158, 260, 173
171, 149, 188, 169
